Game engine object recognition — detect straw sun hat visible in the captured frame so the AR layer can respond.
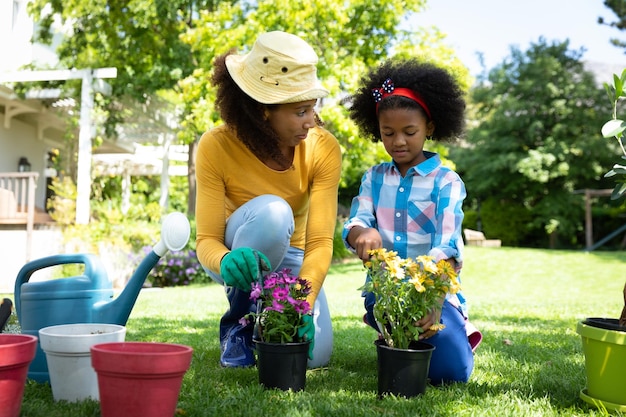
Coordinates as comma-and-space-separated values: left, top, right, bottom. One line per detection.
225, 31, 329, 104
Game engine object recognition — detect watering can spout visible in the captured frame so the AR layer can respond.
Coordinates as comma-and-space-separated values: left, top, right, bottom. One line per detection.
93, 212, 191, 325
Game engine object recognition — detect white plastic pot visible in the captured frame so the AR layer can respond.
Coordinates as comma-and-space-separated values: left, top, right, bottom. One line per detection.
39, 323, 126, 402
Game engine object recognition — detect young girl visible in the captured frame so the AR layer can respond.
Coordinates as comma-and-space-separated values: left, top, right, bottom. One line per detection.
343, 59, 480, 384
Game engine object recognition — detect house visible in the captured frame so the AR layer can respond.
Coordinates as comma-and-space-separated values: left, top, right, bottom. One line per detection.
0, 0, 184, 292
0, 84, 67, 291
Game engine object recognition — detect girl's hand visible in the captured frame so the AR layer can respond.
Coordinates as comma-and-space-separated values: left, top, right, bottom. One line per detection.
348, 227, 383, 261
416, 309, 443, 340
417, 259, 455, 339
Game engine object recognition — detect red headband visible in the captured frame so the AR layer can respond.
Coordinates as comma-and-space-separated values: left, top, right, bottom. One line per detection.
372, 78, 432, 119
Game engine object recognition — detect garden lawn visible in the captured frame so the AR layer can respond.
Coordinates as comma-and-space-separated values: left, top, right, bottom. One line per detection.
7, 246, 626, 416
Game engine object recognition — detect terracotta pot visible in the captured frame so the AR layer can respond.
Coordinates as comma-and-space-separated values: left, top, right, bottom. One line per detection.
254, 339, 310, 391
39, 323, 126, 402
91, 342, 193, 417
375, 339, 435, 398
0, 334, 38, 417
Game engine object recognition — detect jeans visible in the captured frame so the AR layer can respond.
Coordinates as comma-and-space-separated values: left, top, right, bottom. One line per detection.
203, 194, 333, 368
364, 293, 474, 384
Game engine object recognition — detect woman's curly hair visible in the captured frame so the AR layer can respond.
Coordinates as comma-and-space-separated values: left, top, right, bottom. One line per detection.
211, 49, 324, 168
211, 51, 289, 168
348, 59, 466, 143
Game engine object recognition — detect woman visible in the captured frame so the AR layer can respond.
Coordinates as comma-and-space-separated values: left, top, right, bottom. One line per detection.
195, 31, 342, 369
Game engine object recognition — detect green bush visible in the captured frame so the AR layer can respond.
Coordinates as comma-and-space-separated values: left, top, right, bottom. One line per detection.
462, 209, 479, 232
46, 176, 77, 225
480, 198, 532, 246
332, 216, 353, 261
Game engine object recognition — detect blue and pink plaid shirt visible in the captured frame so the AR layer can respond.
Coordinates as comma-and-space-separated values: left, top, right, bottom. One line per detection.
343, 151, 466, 267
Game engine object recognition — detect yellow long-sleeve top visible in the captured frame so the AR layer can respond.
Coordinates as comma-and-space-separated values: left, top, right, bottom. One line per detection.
195, 124, 342, 306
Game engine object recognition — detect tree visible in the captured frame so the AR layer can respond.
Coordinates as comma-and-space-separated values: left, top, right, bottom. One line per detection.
26, 0, 472, 216
177, 0, 472, 207
27, 0, 223, 103
26, 0, 221, 215
598, 1, 626, 51
453, 38, 617, 248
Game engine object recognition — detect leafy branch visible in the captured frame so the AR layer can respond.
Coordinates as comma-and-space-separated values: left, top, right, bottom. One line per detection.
601, 69, 626, 199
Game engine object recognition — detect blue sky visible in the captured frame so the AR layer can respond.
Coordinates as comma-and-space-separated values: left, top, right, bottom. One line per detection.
408, 0, 626, 77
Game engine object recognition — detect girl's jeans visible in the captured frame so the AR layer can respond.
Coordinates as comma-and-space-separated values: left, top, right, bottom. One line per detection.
364, 293, 474, 384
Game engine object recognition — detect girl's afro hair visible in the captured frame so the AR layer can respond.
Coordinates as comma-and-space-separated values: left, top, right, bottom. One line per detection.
348, 59, 466, 142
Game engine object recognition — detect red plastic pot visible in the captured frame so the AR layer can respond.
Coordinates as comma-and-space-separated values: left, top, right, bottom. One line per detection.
0, 334, 38, 417
91, 342, 193, 417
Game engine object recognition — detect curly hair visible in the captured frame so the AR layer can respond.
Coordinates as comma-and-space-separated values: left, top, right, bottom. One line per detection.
348, 59, 466, 143
211, 52, 289, 168
211, 49, 324, 168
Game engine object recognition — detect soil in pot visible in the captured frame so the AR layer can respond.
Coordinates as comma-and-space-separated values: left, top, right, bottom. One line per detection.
583, 317, 626, 332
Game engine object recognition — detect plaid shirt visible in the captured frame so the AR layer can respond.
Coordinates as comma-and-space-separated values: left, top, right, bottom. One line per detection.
343, 151, 466, 264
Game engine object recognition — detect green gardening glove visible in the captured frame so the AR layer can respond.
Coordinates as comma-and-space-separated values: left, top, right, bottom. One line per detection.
220, 247, 271, 291
297, 314, 315, 360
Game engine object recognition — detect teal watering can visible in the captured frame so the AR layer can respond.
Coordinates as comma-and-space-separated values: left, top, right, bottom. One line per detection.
13, 212, 191, 382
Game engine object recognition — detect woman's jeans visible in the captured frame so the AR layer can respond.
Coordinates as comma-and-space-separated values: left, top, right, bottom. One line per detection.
364, 292, 474, 384
203, 195, 333, 368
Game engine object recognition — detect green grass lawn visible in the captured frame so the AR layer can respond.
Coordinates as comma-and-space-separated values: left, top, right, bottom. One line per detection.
5, 246, 626, 416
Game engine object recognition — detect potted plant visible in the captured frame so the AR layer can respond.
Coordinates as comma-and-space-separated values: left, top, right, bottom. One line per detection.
360, 248, 461, 398
576, 69, 626, 412
242, 268, 312, 391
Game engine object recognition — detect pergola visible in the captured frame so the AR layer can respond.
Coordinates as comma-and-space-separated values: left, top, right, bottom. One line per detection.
0, 68, 182, 222
0, 68, 117, 224
92, 144, 188, 213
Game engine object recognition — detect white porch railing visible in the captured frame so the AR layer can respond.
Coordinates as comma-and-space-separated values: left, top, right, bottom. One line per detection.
0, 172, 39, 260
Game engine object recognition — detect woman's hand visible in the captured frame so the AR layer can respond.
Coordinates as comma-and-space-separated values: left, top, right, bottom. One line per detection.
220, 248, 271, 290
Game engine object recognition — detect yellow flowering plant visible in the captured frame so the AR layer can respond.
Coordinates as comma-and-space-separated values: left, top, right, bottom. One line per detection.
359, 248, 461, 350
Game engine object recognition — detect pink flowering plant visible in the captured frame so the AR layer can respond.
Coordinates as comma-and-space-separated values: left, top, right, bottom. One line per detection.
242, 268, 312, 344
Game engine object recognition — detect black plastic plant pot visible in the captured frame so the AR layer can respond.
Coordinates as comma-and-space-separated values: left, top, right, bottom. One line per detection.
254, 339, 310, 392
375, 339, 435, 398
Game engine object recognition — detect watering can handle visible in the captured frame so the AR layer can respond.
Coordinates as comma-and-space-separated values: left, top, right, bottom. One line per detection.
13, 253, 109, 318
